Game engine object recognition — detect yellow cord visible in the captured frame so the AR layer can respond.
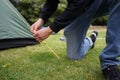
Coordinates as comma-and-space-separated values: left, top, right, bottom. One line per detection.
41, 41, 60, 60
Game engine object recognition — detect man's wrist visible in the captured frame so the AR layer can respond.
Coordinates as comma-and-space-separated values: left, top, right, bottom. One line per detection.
47, 26, 53, 34
38, 18, 44, 25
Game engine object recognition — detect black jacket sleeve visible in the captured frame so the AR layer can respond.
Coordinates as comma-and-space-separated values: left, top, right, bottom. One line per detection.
40, 0, 93, 33
40, 0, 60, 23
50, 0, 93, 33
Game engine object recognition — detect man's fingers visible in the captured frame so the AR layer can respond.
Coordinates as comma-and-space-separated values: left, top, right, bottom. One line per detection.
32, 27, 52, 42
35, 26, 40, 31
33, 33, 38, 38
30, 24, 40, 33
34, 36, 43, 42
33, 31, 41, 40
30, 24, 36, 33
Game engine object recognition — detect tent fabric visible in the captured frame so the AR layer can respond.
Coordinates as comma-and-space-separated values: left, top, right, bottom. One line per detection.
0, 0, 38, 50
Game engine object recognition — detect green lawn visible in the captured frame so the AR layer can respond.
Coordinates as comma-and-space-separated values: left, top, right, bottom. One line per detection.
0, 27, 106, 80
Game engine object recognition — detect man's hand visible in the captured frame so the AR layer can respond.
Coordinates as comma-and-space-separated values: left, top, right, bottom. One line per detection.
33, 26, 53, 42
30, 18, 44, 33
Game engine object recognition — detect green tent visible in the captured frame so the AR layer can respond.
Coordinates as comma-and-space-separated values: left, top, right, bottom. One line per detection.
0, 0, 38, 50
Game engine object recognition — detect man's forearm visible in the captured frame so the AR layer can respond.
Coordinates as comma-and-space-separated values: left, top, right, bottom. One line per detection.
40, 0, 60, 23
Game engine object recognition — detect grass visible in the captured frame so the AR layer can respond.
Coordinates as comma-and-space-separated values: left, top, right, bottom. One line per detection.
0, 26, 107, 80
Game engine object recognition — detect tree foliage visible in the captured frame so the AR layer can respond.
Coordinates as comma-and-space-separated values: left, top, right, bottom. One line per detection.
15, 0, 43, 25
92, 16, 108, 26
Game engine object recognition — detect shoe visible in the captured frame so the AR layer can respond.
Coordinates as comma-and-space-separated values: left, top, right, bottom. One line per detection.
52, 32, 57, 35
89, 31, 98, 48
60, 36, 66, 41
102, 65, 120, 80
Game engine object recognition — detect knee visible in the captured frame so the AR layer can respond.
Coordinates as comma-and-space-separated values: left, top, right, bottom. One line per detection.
99, 54, 104, 62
